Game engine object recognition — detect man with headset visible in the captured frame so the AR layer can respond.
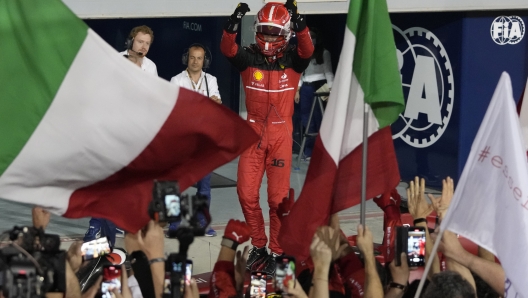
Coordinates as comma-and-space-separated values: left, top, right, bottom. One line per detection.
83, 25, 158, 246
168, 43, 221, 237
121, 25, 158, 76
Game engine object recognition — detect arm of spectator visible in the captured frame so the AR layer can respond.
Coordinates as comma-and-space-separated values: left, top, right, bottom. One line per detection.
428, 177, 454, 221
234, 246, 249, 295
356, 224, 384, 298
478, 246, 496, 263
433, 230, 476, 292
64, 261, 81, 298
407, 176, 440, 278
67, 241, 83, 274
81, 276, 103, 298
184, 279, 200, 298
208, 76, 222, 104
433, 229, 504, 295
126, 220, 165, 298
385, 253, 409, 298
210, 219, 251, 298
32, 206, 50, 230
308, 235, 331, 298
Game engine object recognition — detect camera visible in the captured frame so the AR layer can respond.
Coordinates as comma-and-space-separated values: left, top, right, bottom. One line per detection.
0, 226, 66, 297
148, 180, 211, 236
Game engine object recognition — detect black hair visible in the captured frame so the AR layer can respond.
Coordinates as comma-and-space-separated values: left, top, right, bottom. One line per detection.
310, 27, 325, 65
472, 272, 500, 298
423, 271, 476, 298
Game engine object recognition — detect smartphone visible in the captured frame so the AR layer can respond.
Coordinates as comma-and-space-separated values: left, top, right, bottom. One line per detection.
81, 237, 111, 260
396, 226, 426, 267
249, 271, 267, 298
274, 256, 295, 294
101, 265, 122, 298
407, 226, 426, 267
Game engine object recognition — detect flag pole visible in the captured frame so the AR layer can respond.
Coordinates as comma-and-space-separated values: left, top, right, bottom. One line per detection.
360, 103, 369, 225
414, 229, 444, 298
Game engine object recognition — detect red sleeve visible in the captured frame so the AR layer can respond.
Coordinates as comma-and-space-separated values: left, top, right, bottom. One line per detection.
295, 27, 314, 59
220, 30, 239, 58
208, 261, 238, 298
336, 253, 365, 297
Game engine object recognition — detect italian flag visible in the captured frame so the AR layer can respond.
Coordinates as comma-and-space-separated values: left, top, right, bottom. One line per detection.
0, 0, 257, 232
279, 0, 405, 260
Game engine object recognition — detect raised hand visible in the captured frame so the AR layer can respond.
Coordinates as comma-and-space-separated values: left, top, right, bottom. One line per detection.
310, 234, 332, 271
284, 0, 298, 17
231, 3, 250, 22
428, 176, 454, 220
235, 246, 249, 294
407, 176, 433, 220
356, 224, 374, 256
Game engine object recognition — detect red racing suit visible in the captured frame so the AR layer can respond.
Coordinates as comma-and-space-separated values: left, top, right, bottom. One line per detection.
220, 28, 313, 254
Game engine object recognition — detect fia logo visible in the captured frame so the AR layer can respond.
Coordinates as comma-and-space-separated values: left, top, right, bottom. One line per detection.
490, 16, 525, 45
391, 26, 454, 148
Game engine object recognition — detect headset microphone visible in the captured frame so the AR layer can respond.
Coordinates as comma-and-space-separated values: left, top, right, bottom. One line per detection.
129, 49, 144, 57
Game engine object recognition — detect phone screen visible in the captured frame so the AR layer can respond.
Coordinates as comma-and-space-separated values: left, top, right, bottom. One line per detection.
185, 261, 193, 283
165, 194, 181, 220
407, 227, 426, 267
81, 237, 111, 260
250, 272, 267, 298
101, 265, 122, 298
274, 256, 295, 293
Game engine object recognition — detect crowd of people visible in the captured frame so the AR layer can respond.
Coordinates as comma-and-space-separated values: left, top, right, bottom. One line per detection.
0, 0, 511, 297
0, 174, 507, 298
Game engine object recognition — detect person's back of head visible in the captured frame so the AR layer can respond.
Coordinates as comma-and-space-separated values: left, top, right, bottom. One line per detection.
423, 271, 475, 298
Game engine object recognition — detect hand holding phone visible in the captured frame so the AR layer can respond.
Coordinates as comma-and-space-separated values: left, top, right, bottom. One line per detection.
396, 226, 426, 267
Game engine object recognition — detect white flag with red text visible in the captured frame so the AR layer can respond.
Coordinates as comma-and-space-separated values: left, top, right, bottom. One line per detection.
519, 77, 528, 152
441, 72, 528, 297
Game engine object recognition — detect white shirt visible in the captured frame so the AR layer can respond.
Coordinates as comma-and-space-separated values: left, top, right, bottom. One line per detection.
120, 50, 158, 76
299, 49, 334, 88
170, 70, 221, 98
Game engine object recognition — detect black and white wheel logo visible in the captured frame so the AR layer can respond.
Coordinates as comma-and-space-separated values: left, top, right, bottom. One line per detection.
391, 26, 454, 148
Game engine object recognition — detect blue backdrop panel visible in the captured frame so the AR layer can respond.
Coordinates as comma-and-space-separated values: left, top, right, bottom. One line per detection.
458, 12, 528, 175
84, 17, 241, 112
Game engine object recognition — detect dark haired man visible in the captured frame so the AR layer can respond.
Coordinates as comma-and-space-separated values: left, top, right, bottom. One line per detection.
168, 44, 221, 237
221, 0, 313, 273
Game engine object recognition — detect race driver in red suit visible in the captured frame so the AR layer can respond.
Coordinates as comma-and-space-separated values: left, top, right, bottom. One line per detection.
221, 1, 313, 274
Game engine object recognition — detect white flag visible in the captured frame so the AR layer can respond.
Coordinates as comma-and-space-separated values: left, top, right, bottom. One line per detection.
520, 77, 528, 152
441, 72, 528, 297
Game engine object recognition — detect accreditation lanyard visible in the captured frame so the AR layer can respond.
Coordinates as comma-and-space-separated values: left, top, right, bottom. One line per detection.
186, 70, 204, 93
